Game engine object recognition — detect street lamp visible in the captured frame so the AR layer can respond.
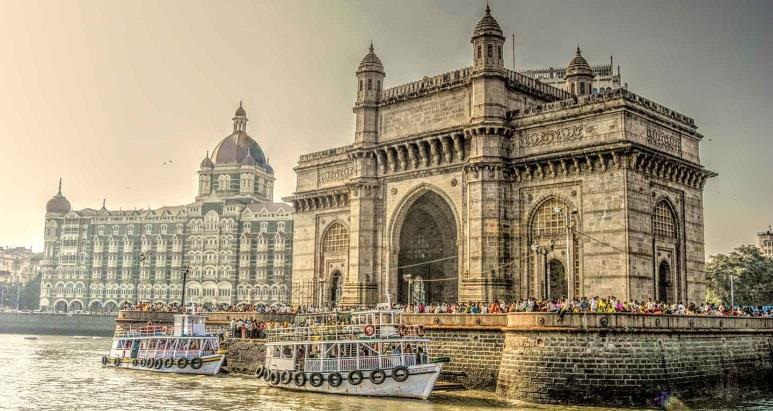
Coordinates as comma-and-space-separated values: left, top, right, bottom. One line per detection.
318, 278, 326, 308
403, 274, 413, 305
180, 265, 190, 308
136, 251, 146, 305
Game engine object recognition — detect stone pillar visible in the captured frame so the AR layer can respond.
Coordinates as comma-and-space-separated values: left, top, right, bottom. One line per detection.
459, 127, 513, 301
341, 178, 380, 305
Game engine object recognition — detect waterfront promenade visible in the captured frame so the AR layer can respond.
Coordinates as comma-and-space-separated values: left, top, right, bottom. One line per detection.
114, 309, 773, 406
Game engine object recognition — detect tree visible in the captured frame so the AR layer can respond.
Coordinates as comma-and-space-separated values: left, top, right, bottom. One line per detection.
705, 245, 773, 306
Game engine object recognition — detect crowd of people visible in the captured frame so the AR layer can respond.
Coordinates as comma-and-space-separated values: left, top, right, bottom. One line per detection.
120, 301, 293, 314
398, 297, 773, 317
119, 298, 773, 318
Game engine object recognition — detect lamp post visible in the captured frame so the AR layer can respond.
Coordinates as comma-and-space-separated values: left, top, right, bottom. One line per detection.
136, 251, 146, 305
318, 278, 326, 308
180, 265, 190, 308
404, 274, 413, 305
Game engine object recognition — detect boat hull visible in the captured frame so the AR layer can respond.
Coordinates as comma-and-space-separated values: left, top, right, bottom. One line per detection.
106, 354, 224, 376
259, 363, 442, 400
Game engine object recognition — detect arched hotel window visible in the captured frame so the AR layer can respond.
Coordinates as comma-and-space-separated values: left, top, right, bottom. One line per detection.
653, 201, 676, 238
322, 222, 349, 253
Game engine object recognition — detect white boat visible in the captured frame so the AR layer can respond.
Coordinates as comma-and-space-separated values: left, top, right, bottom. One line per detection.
255, 309, 443, 400
101, 312, 225, 376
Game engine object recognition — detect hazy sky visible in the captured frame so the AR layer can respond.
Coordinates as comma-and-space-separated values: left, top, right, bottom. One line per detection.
0, 0, 771, 256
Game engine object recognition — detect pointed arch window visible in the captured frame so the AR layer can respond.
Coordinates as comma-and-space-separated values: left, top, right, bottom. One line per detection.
531, 198, 567, 238
322, 222, 349, 253
653, 201, 676, 239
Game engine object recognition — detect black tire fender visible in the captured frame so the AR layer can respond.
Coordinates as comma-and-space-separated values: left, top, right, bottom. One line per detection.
309, 372, 325, 387
163, 358, 174, 368
293, 372, 307, 387
131, 358, 138, 367
190, 357, 203, 370
255, 365, 265, 379
154, 358, 163, 369
280, 370, 293, 384
328, 372, 343, 387
269, 371, 280, 386
347, 370, 363, 385
101, 356, 108, 366
370, 369, 386, 384
392, 366, 409, 382
177, 358, 189, 369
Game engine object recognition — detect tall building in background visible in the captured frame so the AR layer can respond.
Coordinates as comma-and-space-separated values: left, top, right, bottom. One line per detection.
0, 246, 42, 285
519, 52, 625, 94
39, 105, 293, 313
758, 226, 773, 258
287, 6, 715, 306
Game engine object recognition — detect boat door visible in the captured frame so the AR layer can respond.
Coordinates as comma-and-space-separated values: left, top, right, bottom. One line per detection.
131, 340, 140, 358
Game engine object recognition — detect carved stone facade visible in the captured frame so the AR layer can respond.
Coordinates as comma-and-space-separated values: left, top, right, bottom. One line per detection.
287, 7, 715, 306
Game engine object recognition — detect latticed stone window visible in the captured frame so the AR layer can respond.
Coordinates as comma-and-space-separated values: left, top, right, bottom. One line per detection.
532, 198, 567, 237
653, 201, 676, 238
322, 223, 349, 253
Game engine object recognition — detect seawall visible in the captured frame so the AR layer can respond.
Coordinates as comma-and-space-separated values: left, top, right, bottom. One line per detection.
112, 311, 773, 405
0, 312, 116, 336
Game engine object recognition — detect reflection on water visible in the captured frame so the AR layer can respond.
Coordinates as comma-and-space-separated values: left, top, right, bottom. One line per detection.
0, 334, 770, 411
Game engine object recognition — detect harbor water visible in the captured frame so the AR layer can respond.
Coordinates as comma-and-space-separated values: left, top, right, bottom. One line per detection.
0, 334, 770, 410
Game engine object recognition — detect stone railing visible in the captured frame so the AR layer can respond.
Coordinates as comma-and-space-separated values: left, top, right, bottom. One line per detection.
381, 67, 473, 104
397, 312, 773, 331
401, 313, 507, 328
505, 69, 574, 101
505, 312, 773, 331
298, 145, 351, 163
513, 88, 696, 128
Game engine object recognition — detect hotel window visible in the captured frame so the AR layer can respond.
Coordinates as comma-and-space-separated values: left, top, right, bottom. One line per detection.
127, 225, 134, 236
112, 225, 119, 235
277, 221, 285, 232
160, 224, 167, 234
487, 44, 492, 58
145, 224, 152, 234
260, 222, 267, 233
98, 226, 105, 235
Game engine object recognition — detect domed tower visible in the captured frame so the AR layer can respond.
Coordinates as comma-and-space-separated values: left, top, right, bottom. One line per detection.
197, 103, 275, 202
469, 5, 508, 122
565, 46, 594, 96
471, 4, 505, 74
45, 178, 71, 216
354, 43, 385, 145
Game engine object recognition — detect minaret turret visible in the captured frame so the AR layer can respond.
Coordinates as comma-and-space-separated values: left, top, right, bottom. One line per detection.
471, 4, 505, 74
353, 42, 385, 145
233, 101, 248, 132
565, 46, 594, 96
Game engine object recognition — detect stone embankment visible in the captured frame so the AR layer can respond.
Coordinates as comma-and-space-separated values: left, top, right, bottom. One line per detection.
113, 311, 773, 406
0, 312, 116, 336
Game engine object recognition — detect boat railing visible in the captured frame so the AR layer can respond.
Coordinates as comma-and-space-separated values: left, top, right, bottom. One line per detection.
117, 326, 171, 338
267, 323, 425, 342
302, 353, 417, 372
112, 347, 216, 359
267, 324, 361, 342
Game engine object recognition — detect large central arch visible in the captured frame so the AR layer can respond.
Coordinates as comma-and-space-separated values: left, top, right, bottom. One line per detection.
390, 187, 459, 304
